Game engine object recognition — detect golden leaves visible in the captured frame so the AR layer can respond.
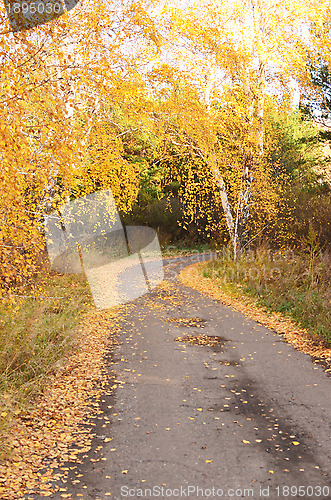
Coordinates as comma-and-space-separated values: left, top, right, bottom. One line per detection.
0, 0, 154, 299
0, 308, 120, 499
179, 262, 331, 363
81, 120, 140, 213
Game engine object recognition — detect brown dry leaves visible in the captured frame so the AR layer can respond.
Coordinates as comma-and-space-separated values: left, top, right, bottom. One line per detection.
167, 317, 205, 328
144, 280, 182, 310
175, 334, 222, 347
0, 307, 121, 499
179, 262, 331, 370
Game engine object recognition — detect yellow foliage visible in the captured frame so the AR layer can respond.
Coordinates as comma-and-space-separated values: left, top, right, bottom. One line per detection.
0, 0, 158, 295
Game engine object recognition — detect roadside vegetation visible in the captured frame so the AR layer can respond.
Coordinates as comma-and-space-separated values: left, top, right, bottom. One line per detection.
201, 239, 331, 346
0, 271, 91, 459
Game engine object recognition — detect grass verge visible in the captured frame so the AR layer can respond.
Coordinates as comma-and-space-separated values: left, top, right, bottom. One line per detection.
0, 269, 121, 499
200, 248, 331, 346
0, 270, 92, 459
179, 250, 331, 369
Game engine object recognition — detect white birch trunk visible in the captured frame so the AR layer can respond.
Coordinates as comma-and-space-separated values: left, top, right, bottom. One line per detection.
206, 156, 241, 259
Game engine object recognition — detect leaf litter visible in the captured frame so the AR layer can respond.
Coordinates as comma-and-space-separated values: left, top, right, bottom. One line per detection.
0, 307, 121, 499
175, 334, 223, 347
179, 262, 331, 371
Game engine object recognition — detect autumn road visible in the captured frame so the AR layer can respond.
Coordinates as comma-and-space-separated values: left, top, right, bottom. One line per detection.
48, 256, 330, 499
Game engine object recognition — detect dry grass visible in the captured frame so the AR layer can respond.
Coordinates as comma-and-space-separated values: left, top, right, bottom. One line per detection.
0, 271, 92, 459
201, 247, 331, 345
179, 255, 331, 370
0, 301, 120, 499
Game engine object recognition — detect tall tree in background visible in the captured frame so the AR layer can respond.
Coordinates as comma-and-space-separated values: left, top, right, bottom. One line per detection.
1, 0, 331, 295
301, 61, 331, 126
146, 0, 331, 258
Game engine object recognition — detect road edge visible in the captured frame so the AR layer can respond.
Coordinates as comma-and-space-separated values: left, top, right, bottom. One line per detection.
178, 262, 331, 373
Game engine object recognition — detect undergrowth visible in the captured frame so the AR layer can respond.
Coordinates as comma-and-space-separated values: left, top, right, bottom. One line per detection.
202, 245, 331, 346
0, 271, 91, 459
161, 242, 217, 257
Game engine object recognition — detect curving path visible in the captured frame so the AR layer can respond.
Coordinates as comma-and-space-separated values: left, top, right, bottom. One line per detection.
41, 256, 331, 500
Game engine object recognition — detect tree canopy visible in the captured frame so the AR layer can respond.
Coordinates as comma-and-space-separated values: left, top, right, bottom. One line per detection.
1, 0, 331, 295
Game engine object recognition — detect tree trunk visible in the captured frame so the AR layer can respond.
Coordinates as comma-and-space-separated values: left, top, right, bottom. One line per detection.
236, 59, 266, 254
206, 155, 241, 260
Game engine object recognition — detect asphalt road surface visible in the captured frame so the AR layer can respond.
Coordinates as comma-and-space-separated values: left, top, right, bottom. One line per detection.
46, 256, 331, 500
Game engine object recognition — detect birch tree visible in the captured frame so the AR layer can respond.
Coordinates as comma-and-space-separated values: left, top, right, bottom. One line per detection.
148, 0, 331, 258
0, 0, 160, 295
